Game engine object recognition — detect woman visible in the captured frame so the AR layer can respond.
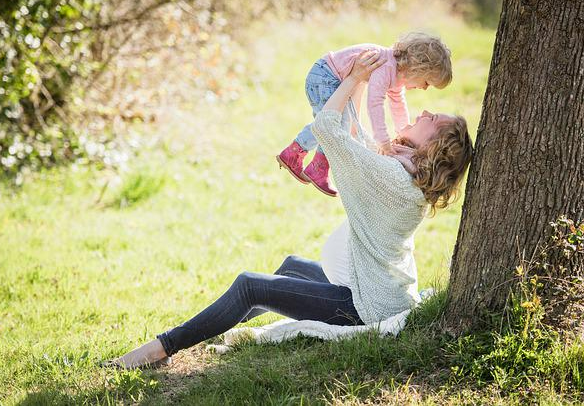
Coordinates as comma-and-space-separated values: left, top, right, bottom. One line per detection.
106, 51, 473, 369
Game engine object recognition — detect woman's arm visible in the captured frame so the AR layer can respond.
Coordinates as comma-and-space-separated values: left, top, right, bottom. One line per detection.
350, 82, 366, 137
322, 51, 386, 114
311, 51, 386, 148
310, 52, 419, 203
353, 82, 365, 117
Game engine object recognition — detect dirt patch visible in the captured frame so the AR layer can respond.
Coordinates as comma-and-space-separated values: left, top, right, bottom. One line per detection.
152, 344, 221, 401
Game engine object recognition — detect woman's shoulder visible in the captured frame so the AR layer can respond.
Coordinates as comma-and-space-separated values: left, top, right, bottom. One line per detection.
370, 154, 427, 202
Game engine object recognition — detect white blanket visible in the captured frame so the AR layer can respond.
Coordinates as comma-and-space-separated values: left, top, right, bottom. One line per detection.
205, 289, 434, 354
205, 310, 408, 354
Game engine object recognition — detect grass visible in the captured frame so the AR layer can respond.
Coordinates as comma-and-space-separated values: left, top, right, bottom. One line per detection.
1, 2, 580, 405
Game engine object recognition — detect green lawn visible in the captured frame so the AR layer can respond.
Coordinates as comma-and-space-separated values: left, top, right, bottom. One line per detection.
0, 3, 530, 404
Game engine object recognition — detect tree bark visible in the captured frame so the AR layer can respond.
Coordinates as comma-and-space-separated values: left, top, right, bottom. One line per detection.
444, 0, 584, 333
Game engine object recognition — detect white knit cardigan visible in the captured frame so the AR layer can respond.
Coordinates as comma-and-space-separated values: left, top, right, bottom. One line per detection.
204, 109, 430, 354
311, 109, 428, 324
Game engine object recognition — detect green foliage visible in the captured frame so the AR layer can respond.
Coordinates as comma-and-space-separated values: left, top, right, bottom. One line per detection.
109, 170, 166, 208
535, 216, 584, 329
1, 0, 390, 184
452, 0, 503, 27
4, 4, 582, 405
449, 312, 584, 395
0, 0, 105, 181
106, 369, 160, 402
448, 217, 584, 394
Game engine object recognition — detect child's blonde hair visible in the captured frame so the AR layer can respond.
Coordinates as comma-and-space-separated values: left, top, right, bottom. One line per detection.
411, 116, 473, 215
393, 32, 452, 89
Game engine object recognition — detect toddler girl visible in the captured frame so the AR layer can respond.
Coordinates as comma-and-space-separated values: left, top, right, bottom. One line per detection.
276, 32, 452, 197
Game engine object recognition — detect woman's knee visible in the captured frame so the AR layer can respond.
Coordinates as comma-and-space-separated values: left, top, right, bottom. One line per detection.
232, 271, 269, 305
233, 271, 270, 291
234, 271, 255, 285
275, 255, 302, 275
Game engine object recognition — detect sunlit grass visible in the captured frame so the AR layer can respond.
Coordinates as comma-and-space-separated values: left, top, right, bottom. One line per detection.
0, 2, 500, 404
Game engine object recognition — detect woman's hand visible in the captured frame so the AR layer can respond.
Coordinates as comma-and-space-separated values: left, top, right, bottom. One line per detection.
347, 50, 387, 83
321, 51, 386, 114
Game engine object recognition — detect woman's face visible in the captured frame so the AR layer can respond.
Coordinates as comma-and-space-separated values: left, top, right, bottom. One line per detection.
395, 110, 454, 149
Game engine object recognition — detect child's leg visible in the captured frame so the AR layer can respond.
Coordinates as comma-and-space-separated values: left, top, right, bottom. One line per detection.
295, 123, 320, 152
299, 71, 344, 196
301, 89, 353, 197
294, 60, 343, 151
278, 60, 342, 184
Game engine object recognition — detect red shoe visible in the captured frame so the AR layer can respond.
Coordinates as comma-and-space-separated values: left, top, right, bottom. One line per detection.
276, 141, 309, 184
301, 152, 338, 197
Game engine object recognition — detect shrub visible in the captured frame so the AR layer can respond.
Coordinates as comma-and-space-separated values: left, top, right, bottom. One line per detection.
0, 0, 104, 181
1, 0, 389, 184
447, 216, 584, 394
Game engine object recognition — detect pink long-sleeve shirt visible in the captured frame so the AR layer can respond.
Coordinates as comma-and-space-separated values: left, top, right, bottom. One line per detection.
324, 44, 409, 144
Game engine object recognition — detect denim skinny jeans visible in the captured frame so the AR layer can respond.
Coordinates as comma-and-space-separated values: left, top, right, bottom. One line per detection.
156, 255, 364, 356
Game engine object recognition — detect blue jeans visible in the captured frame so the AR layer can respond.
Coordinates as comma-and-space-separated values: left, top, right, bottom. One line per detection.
295, 59, 354, 154
156, 255, 364, 356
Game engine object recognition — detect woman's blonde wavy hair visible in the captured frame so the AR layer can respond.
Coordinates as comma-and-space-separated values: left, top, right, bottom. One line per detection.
393, 32, 452, 89
410, 116, 473, 216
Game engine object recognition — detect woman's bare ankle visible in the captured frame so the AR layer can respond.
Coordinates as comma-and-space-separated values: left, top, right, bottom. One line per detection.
117, 338, 169, 368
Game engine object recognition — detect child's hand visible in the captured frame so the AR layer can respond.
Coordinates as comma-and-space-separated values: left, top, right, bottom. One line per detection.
390, 144, 417, 175
348, 50, 387, 83
376, 140, 394, 156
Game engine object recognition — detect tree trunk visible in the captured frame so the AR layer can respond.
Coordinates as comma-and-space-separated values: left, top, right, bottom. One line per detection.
444, 0, 584, 333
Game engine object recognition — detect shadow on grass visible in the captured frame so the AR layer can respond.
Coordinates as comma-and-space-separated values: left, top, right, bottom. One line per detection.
15, 366, 160, 406
17, 281, 584, 405
13, 292, 459, 405
151, 292, 451, 405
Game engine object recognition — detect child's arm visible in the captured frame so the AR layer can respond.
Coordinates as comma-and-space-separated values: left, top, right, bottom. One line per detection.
311, 52, 420, 203
366, 67, 392, 144
387, 88, 410, 133
312, 51, 385, 149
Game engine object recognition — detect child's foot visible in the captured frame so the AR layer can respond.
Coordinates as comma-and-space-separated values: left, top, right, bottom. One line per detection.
276, 141, 309, 184
302, 152, 338, 197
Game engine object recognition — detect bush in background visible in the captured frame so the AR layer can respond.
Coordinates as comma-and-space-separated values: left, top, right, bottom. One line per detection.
0, 0, 496, 185
1, 0, 376, 184
448, 216, 584, 395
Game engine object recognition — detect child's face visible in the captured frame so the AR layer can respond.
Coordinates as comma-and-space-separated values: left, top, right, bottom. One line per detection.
404, 76, 429, 90
396, 110, 454, 148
